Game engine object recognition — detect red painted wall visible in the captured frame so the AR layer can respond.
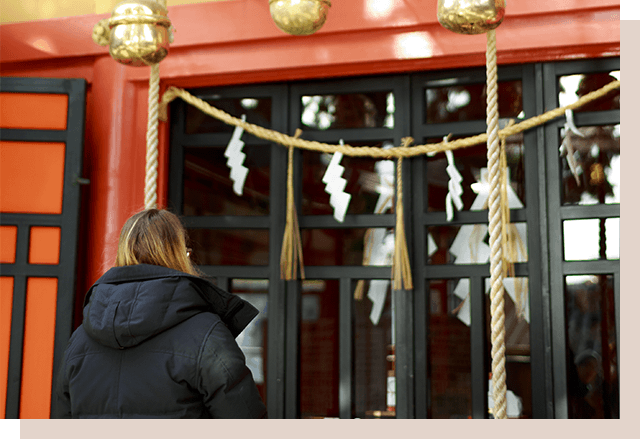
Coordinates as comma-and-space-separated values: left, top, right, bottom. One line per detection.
0, 0, 620, 300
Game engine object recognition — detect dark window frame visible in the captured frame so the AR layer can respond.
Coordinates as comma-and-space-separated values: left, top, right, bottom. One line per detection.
168, 57, 620, 419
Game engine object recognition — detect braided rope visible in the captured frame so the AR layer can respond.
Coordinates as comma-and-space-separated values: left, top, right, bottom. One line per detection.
143, 0, 168, 209
145, 63, 160, 209
159, 80, 619, 159
486, 29, 507, 420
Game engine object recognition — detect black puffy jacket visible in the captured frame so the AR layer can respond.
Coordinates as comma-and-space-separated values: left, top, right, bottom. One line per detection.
54, 264, 267, 419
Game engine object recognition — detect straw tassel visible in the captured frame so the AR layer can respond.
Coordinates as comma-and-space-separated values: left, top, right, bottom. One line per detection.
280, 129, 305, 281
391, 138, 413, 291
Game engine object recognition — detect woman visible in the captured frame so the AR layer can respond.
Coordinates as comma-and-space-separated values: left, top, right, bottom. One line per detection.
55, 208, 267, 418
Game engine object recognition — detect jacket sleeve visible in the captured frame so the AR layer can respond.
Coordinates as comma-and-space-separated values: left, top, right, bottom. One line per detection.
196, 321, 267, 419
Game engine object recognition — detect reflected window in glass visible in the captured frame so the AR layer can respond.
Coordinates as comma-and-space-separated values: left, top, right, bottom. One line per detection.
183, 146, 270, 216
232, 279, 269, 404
564, 275, 619, 418
185, 96, 272, 134
563, 218, 619, 261
484, 277, 531, 418
302, 143, 396, 216
353, 279, 396, 418
299, 279, 340, 418
560, 124, 619, 206
187, 229, 269, 265
428, 279, 472, 418
425, 137, 526, 213
300, 92, 394, 130
301, 228, 395, 266
559, 71, 620, 112
425, 80, 523, 123
427, 223, 528, 266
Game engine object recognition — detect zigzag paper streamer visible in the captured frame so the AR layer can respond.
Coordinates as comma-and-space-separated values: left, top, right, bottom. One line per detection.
224, 114, 249, 196
322, 140, 351, 222
445, 149, 463, 221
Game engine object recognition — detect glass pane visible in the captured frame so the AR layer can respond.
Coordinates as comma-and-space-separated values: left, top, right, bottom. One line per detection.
563, 218, 619, 261
232, 279, 269, 405
429, 279, 471, 418
187, 229, 268, 265
185, 96, 272, 134
425, 80, 523, 123
300, 279, 340, 418
427, 223, 528, 265
301, 228, 394, 266
353, 279, 395, 418
302, 144, 396, 216
559, 71, 620, 112
560, 124, 619, 206
300, 91, 394, 130
425, 136, 525, 212
565, 275, 619, 418
484, 277, 531, 419
183, 146, 270, 216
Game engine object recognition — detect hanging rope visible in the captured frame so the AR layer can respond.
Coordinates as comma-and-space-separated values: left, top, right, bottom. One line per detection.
145, 62, 160, 209
280, 129, 305, 280
485, 29, 507, 420
392, 139, 413, 291
159, 80, 619, 159
143, 0, 167, 209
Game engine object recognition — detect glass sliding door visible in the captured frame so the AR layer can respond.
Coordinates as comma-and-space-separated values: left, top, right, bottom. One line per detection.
169, 57, 620, 418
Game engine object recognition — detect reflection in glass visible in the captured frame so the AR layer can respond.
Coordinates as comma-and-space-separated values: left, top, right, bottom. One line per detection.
484, 277, 531, 418
427, 223, 528, 266
425, 80, 523, 123
183, 146, 270, 216
560, 124, 619, 206
559, 71, 620, 112
354, 280, 395, 418
301, 228, 393, 266
429, 279, 471, 418
425, 135, 525, 212
300, 279, 339, 418
232, 279, 269, 404
187, 229, 269, 265
563, 218, 619, 261
301, 92, 394, 130
185, 96, 272, 134
564, 275, 619, 418
302, 144, 396, 216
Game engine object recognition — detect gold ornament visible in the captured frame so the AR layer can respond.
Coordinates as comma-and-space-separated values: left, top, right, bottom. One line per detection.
437, 0, 506, 35
269, 0, 331, 36
92, 0, 172, 67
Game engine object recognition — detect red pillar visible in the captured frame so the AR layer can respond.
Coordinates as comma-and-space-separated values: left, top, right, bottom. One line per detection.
83, 56, 147, 287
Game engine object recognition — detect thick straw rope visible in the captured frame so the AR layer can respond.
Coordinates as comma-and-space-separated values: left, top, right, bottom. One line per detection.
486, 29, 507, 420
145, 63, 160, 209
159, 80, 619, 159
144, 0, 166, 209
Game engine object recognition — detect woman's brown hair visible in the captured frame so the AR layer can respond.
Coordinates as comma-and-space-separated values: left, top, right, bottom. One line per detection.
114, 209, 198, 275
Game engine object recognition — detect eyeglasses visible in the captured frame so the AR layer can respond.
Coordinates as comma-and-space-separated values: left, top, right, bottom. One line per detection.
186, 248, 192, 258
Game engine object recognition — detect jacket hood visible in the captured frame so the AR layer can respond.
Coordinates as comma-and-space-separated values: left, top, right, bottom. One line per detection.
82, 264, 259, 349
